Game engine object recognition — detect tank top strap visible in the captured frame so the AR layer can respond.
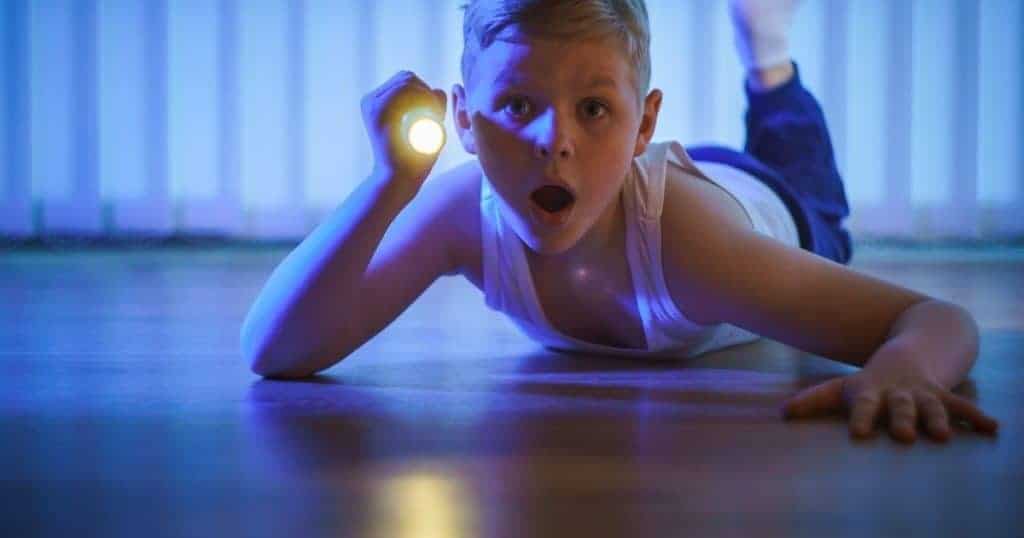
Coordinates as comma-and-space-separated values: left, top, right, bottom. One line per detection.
624, 141, 709, 352
628, 141, 668, 221
626, 140, 712, 219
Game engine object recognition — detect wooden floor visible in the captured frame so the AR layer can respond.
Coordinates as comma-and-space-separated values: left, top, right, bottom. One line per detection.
1, 242, 1022, 537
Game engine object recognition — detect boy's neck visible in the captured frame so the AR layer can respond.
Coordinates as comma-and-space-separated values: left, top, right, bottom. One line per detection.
529, 185, 627, 268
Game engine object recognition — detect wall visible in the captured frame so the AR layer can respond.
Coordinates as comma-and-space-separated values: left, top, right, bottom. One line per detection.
1, 0, 1021, 240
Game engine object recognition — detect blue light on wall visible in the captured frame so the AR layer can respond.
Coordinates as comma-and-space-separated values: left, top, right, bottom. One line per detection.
1, 0, 1021, 240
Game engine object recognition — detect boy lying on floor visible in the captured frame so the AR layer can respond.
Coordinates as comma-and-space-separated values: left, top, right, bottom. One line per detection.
241, 0, 999, 444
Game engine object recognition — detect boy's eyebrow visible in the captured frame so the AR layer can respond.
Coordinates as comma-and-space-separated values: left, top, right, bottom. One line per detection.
494, 70, 620, 90
584, 76, 619, 89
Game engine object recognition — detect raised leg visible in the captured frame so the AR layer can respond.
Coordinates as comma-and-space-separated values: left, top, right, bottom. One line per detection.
729, 0, 801, 72
704, 0, 854, 263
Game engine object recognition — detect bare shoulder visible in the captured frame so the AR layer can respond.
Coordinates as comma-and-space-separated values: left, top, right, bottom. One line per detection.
660, 170, 932, 365
663, 162, 753, 232
659, 166, 754, 325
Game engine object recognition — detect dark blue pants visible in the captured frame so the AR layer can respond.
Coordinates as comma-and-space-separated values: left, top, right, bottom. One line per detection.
685, 61, 853, 265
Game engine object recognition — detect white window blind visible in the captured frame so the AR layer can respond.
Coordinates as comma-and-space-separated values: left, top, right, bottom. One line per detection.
1, 0, 1021, 240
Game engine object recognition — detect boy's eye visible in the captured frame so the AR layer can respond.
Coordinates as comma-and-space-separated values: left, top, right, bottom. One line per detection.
582, 99, 609, 119
502, 96, 609, 120
504, 96, 531, 117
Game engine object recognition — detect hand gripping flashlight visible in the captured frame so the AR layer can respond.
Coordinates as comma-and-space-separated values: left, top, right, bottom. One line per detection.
401, 107, 446, 156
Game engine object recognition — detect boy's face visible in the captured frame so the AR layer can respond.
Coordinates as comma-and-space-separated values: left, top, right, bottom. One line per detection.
452, 27, 662, 257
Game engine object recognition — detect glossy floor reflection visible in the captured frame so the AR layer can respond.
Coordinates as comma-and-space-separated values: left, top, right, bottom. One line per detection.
1, 243, 1021, 537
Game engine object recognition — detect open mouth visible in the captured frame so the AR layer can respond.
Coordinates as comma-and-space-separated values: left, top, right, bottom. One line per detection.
528, 184, 576, 227
530, 185, 576, 213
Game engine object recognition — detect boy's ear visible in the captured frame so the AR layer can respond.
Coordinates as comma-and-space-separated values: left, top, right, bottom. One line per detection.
633, 89, 663, 157
452, 83, 477, 155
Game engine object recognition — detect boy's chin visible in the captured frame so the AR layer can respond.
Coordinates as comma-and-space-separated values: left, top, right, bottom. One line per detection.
523, 237, 574, 256
515, 223, 580, 257
497, 197, 582, 256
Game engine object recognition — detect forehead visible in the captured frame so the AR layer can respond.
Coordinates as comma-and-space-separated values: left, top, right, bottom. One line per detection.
473, 30, 634, 95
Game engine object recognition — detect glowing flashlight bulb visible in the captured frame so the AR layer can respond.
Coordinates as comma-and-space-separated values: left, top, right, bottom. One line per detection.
402, 110, 445, 156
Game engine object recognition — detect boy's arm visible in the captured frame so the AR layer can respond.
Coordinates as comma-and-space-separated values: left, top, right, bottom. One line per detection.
667, 221, 977, 381
660, 207, 1001, 441
659, 191, 952, 374
240, 164, 468, 378
242, 69, 464, 379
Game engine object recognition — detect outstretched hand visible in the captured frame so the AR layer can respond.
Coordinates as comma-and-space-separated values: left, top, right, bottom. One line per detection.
781, 351, 999, 443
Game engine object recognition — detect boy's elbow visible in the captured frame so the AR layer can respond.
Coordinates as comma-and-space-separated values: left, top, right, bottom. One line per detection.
240, 318, 294, 378
247, 350, 286, 378
241, 337, 297, 379
240, 307, 354, 378
241, 325, 335, 379
251, 362, 318, 380
245, 346, 318, 379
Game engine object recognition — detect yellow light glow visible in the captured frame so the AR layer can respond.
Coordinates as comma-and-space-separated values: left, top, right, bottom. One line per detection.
370, 470, 476, 538
407, 116, 445, 155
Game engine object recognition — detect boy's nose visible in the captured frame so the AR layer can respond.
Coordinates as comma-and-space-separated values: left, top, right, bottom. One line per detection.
533, 110, 573, 160
537, 144, 571, 159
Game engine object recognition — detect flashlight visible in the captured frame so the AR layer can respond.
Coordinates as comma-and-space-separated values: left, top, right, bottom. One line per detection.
401, 107, 446, 156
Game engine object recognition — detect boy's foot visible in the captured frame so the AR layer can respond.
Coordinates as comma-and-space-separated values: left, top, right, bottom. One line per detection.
729, 0, 801, 71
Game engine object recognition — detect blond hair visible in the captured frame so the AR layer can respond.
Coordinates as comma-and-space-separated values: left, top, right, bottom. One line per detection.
459, 0, 652, 108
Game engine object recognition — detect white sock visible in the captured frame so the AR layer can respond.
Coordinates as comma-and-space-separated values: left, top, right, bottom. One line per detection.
729, 0, 801, 71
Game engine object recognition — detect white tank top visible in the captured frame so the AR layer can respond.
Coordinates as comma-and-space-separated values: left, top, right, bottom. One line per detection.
479, 140, 799, 358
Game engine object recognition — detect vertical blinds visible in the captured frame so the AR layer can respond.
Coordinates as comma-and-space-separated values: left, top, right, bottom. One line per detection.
1, 0, 1020, 240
